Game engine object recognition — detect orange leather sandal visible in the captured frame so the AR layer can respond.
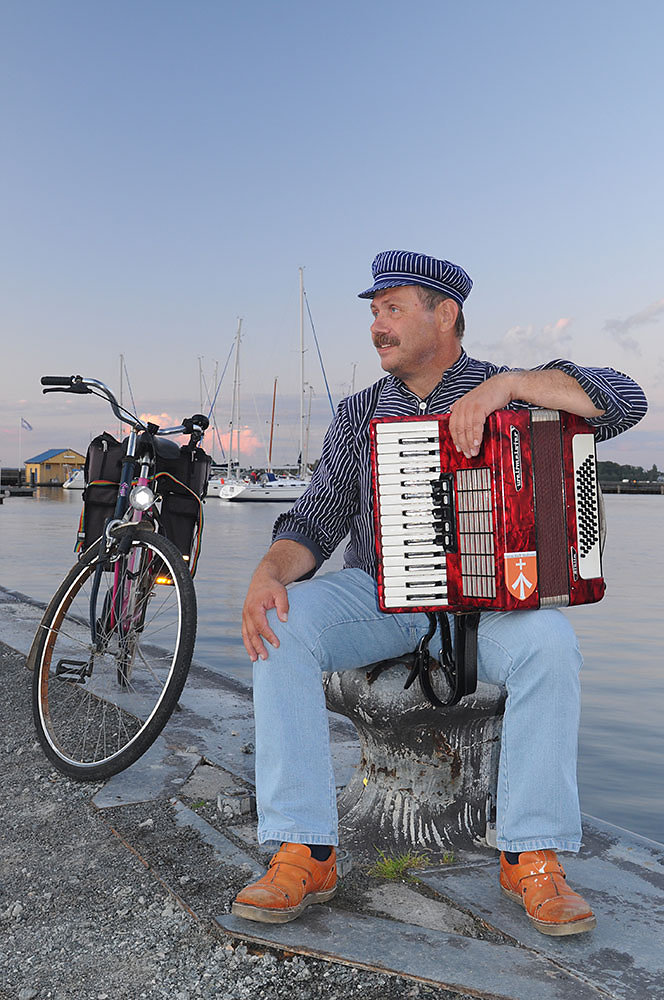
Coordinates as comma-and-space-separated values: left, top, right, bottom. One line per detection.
232, 843, 337, 924
500, 850, 596, 936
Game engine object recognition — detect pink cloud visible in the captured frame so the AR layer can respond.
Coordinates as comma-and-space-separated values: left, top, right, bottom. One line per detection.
138, 412, 188, 445
137, 413, 264, 458
219, 426, 263, 458
139, 411, 176, 428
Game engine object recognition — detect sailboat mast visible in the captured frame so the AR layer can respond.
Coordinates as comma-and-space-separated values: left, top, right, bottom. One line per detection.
228, 318, 242, 478
119, 354, 124, 439
268, 377, 278, 472
299, 267, 305, 478
304, 384, 313, 473
236, 323, 242, 473
212, 358, 219, 464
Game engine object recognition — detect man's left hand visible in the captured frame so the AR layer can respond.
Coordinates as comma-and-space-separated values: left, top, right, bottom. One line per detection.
448, 374, 512, 458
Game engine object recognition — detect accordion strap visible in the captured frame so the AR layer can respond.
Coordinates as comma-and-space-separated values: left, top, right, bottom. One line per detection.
404, 614, 439, 702
449, 611, 480, 705
405, 611, 480, 707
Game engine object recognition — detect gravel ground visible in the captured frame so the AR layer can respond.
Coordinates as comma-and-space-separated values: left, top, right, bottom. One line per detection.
1, 641, 475, 1000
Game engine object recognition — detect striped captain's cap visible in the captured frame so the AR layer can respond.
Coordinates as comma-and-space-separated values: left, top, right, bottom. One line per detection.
358, 250, 472, 306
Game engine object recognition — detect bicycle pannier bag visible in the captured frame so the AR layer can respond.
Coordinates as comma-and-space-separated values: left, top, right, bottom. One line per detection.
155, 445, 211, 571
84, 431, 126, 484
77, 432, 126, 551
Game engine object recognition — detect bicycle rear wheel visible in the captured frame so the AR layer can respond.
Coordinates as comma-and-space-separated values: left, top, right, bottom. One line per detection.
32, 530, 197, 780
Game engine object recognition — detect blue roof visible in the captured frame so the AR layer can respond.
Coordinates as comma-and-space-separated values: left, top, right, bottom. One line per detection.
25, 448, 83, 464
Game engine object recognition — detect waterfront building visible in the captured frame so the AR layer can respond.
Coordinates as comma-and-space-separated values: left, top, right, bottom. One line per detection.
24, 448, 85, 486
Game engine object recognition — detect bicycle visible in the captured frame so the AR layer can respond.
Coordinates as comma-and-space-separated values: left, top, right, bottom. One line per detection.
31, 375, 210, 781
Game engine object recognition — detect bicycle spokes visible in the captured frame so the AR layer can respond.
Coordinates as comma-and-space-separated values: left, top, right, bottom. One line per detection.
32, 534, 196, 779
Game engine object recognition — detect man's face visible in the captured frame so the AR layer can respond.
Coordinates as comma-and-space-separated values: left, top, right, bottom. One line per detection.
369, 285, 441, 381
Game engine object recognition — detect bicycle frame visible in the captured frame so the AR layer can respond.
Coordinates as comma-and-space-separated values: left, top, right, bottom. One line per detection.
88, 429, 148, 648
39, 375, 209, 655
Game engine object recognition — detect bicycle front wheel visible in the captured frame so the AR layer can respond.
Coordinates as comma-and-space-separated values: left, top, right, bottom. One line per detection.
32, 530, 197, 780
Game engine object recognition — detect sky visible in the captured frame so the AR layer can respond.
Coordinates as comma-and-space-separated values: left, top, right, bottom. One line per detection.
1, 0, 663, 471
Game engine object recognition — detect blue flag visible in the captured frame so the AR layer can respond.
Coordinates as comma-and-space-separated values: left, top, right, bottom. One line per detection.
21, 417, 33, 431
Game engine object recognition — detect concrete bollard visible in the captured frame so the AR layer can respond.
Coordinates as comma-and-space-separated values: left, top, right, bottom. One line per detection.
323, 655, 505, 857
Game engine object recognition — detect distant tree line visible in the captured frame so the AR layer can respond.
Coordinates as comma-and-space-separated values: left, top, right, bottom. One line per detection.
308, 458, 662, 482
597, 461, 662, 482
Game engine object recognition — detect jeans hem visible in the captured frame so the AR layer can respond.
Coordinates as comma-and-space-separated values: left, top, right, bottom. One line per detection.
496, 838, 582, 853
258, 830, 339, 848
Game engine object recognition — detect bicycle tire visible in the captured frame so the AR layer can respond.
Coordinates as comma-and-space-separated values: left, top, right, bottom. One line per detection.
31, 529, 197, 780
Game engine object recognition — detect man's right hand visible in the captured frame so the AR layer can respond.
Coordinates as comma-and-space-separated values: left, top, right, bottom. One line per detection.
240, 539, 316, 662
241, 568, 291, 662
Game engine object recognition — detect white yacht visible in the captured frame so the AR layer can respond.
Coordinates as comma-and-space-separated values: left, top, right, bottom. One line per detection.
62, 469, 85, 490
206, 475, 225, 497
219, 472, 309, 502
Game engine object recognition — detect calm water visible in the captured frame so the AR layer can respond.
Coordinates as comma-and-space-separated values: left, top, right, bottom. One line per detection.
1, 489, 662, 844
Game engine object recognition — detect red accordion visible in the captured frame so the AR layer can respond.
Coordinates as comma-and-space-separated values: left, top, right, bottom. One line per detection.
370, 409, 605, 614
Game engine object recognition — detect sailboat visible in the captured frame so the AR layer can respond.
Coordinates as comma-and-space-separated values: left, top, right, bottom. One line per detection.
62, 469, 85, 490
219, 269, 321, 503
219, 472, 309, 503
218, 375, 309, 502
208, 320, 246, 498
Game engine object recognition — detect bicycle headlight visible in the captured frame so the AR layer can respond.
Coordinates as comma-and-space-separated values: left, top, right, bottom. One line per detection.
129, 484, 155, 511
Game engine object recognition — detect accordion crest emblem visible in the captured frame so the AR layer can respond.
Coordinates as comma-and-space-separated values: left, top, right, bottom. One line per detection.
504, 552, 538, 601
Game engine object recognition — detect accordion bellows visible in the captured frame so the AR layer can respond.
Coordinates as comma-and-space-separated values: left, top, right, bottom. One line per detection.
370, 409, 605, 613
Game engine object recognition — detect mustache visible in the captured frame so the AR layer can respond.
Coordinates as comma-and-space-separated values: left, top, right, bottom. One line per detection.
373, 336, 400, 348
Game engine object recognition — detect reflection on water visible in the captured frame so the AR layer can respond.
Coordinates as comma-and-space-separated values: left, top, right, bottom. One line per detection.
563, 495, 663, 844
1, 489, 662, 843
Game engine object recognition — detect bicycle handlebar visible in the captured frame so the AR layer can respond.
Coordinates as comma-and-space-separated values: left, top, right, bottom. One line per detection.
40, 374, 208, 439
182, 413, 210, 433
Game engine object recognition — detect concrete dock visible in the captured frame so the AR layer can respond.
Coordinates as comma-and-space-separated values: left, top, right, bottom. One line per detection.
2, 584, 662, 999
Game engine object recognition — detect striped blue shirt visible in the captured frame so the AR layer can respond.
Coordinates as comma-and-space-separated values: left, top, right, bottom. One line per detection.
273, 351, 648, 578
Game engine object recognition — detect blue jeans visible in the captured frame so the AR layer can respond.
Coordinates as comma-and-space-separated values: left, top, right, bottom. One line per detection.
252, 568, 583, 854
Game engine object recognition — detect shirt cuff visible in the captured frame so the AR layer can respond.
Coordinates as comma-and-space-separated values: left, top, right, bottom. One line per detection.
271, 530, 325, 580
545, 360, 617, 425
